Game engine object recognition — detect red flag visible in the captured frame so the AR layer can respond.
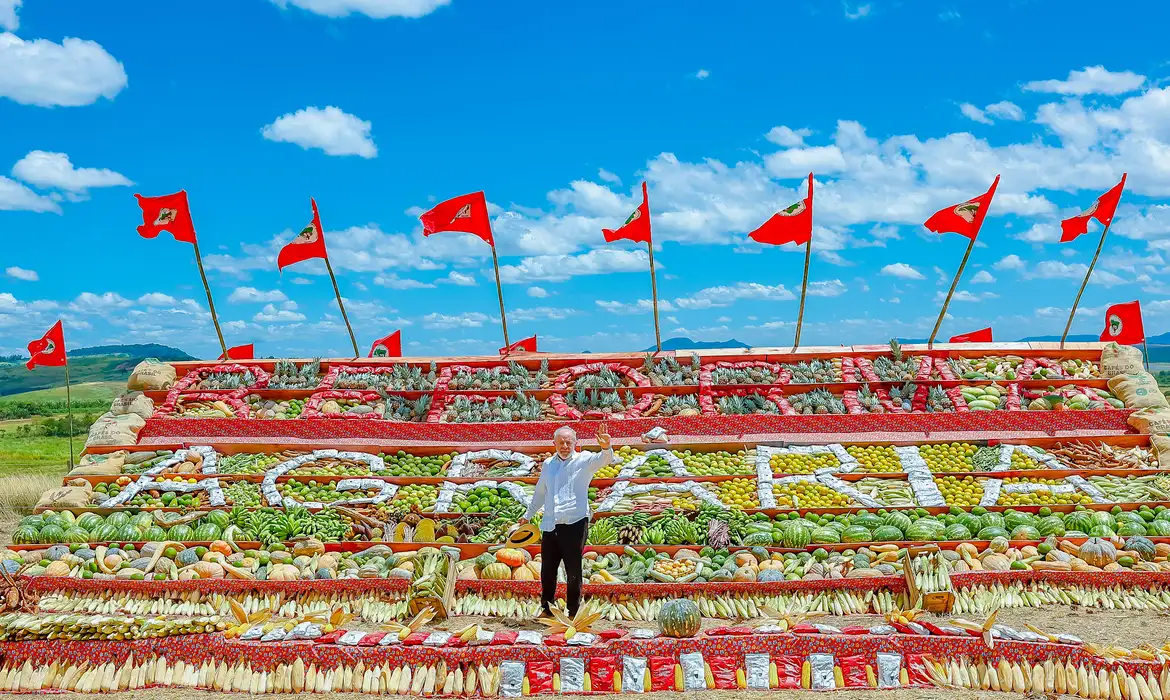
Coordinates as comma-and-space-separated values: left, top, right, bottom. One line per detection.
218, 344, 254, 361
369, 331, 402, 358
420, 191, 494, 246
26, 320, 66, 370
603, 182, 652, 244
1061, 174, 1127, 243
949, 327, 993, 343
1100, 300, 1144, 345
278, 198, 329, 270
748, 173, 814, 246
135, 190, 197, 244
924, 175, 1000, 240
499, 335, 537, 356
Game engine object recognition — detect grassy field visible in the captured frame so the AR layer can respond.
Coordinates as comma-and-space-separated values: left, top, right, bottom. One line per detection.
0, 432, 77, 475
0, 381, 123, 404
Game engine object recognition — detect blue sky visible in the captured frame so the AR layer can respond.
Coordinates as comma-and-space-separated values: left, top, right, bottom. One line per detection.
3, 0, 1170, 358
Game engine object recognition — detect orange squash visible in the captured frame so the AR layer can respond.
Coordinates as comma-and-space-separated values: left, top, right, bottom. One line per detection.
732, 566, 757, 582
495, 548, 527, 568
512, 565, 536, 582
209, 540, 232, 557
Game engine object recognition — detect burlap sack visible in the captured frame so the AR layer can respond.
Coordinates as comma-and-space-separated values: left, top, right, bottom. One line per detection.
79, 450, 127, 471
1101, 342, 1145, 378
1129, 408, 1170, 435
1108, 373, 1170, 409
69, 449, 124, 476
35, 485, 92, 510
85, 412, 146, 447
1152, 436, 1170, 468
127, 359, 176, 391
110, 392, 154, 420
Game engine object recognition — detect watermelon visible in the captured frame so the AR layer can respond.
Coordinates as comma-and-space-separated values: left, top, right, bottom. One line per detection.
944, 524, 973, 541
143, 526, 168, 542
977, 526, 1009, 540
131, 512, 154, 531
810, 527, 841, 545
1116, 511, 1145, 525
58, 511, 76, 526
1147, 520, 1170, 537
194, 523, 223, 542
62, 527, 89, 544
1089, 525, 1116, 537
1090, 511, 1116, 530
42, 512, 66, 529
1010, 525, 1041, 540
91, 524, 119, 543
1116, 521, 1147, 537
169, 524, 195, 542
11, 526, 39, 545
979, 513, 1005, 531
204, 511, 231, 530
19, 514, 45, 530
105, 511, 131, 529
841, 526, 872, 543
906, 519, 945, 541
883, 512, 913, 533
1003, 511, 1035, 532
1065, 511, 1093, 534
853, 513, 884, 530
1037, 516, 1066, 538
872, 526, 903, 542
76, 512, 104, 531
38, 524, 66, 544
783, 525, 812, 549
117, 524, 142, 542
957, 513, 982, 534
1156, 509, 1170, 523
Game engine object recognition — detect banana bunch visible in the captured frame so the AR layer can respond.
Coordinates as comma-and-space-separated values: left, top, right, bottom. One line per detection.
586, 519, 618, 545
0, 612, 223, 641
853, 477, 916, 506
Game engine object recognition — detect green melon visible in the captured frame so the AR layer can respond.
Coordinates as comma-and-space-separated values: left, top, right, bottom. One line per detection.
810, 527, 841, 545
76, 512, 104, 531
116, 524, 142, 542
1065, 511, 1093, 534
1010, 525, 1040, 540
979, 512, 1005, 531
1089, 511, 1116, 530
1116, 521, 1147, 537
783, 524, 811, 549
42, 513, 66, 529
168, 524, 195, 542
841, 526, 872, 543
38, 524, 66, 544
143, 526, 168, 542
91, 523, 119, 543
853, 513, 884, 530
204, 511, 231, 530
872, 526, 904, 542
957, 513, 983, 534
11, 526, 39, 545
194, 523, 223, 542
1089, 524, 1116, 538
105, 511, 132, 529
1037, 516, 1066, 537
20, 514, 45, 530
62, 527, 89, 544
883, 511, 913, 533
1003, 511, 1035, 532
977, 526, 1009, 540
1116, 511, 1145, 525
945, 524, 973, 541
906, 518, 945, 541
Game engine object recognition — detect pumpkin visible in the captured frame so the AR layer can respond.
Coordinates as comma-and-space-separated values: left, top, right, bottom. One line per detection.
988, 536, 1009, 554
1079, 537, 1118, 568
192, 561, 225, 579
512, 565, 536, 581
757, 569, 785, 582
981, 554, 1010, 571
495, 548, 527, 568
209, 540, 232, 557
1125, 536, 1157, 561
457, 566, 478, 580
44, 561, 70, 577
1157, 543, 1170, 559
481, 563, 512, 580
292, 538, 325, 558
658, 599, 701, 638
268, 564, 300, 581
524, 561, 541, 578
733, 552, 757, 569
732, 566, 757, 582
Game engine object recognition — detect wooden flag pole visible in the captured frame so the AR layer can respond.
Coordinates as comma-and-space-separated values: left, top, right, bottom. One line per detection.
63, 355, 75, 470
1143, 339, 1151, 372
324, 257, 360, 358
928, 236, 977, 348
1060, 222, 1112, 350
490, 244, 511, 349
792, 237, 813, 350
647, 242, 662, 353
191, 240, 228, 358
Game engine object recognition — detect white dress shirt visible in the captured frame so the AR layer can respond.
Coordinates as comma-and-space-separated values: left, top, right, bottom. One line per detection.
525, 447, 614, 531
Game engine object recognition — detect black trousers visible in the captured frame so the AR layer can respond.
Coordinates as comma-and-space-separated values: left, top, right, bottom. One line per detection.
540, 518, 589, 617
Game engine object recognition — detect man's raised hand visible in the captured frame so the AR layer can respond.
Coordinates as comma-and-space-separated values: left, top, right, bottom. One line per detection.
596, 422, 611, 450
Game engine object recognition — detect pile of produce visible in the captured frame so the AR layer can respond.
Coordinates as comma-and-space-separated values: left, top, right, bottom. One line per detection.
770, 451, 840, 475
787, 389, 847, 415
450, 485, 526, 514
570, 366, 634, 390
959, 384, 1008, 411
246, 395, 304, 419
1023, 385, 1125, 411
771, 482, 856, 509
0, 612, 223, 640
642, 353, 700, 386
330, 363, 437, 391
172, 397, 240, 418
716, 392, 780, 415
709, 363, 782, 385
654, 394, 702, 417
442, 393, 547, 422
846, 445, 901, 472
217, 452, 295, 474
193, 368, 258, 391
782, 358, 842, 384
564, 388, 638, 415
675, 449, 753, 476
276, 480, 382, 505
852, 385, 889, 413
268, 359, 321, 389
871, 340, 921, 382
380, 451, 453, 477
446, 361, 548, 390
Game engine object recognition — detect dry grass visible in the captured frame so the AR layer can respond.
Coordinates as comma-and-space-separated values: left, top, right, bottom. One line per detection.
0, 472, 60, 528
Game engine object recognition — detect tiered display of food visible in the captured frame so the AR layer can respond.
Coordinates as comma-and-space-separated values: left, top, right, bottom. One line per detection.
4, 341, 1170, 696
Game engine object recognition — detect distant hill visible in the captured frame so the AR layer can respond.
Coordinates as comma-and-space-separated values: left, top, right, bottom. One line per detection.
0, 344, 193, 397
1147, 332, 1170, 344
1017, 334, 1099, 343
646, 337, 751, 352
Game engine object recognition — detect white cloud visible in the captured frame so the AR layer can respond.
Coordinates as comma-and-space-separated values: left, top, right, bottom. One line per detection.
423, 312, 490, 329
70, 292, 132, 312
269, 0, 450, 19
844, 2, 871, 19
527, 286, 549, 298
695, 69, 709, 80
880, 262, 925, 280
1013, 222, 1061, 243
766, 126, 812, 148
254, 303, 306, 323
1024, 66, 1146, 96
0, 175, 58, 213
229, 287, 288, 303
5, 266, 36, 281
11, 151, 131, 193
597, 169, 621, 184
716, 316, 732, 323
985, 101, 1024, 121
261, 106, 376, 158
765, 145, 847, 178
970, 270, 996, 284
994, 254, 1025, 270
291, 277, 314, 285
374, 273, 435, 289
437, 270, 477, 286
675, 282, 795, 310
498, 248, 651, 283
1022, 260, 1127, 287
596, 299, 677, 315
511, 306, 577, 322
807, 279, 847, 297
959, 103, 992, 125
137, 293, 177, 306
0, 0, 19, 31
0, 32, 127, 107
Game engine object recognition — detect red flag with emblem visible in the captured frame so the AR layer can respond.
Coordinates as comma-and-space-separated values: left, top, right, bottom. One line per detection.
499, 335, 537, 355
749, 173, 814, 246
1061, 174, 1127, 243
219, 344, 254, 361
26, 320, 66, 370
278, 198, 329, 270
420, 191, 494, 246
135, 191, 198, 244
1100, 301, 1144, 345
369, 331, 402, 358
603, 182, 652, 244
949, 328, 993, 343
924, 175, 1000, 240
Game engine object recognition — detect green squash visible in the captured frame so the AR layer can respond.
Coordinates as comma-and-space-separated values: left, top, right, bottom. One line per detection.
658, 599, 701, 638
1125, 536, 1157, 561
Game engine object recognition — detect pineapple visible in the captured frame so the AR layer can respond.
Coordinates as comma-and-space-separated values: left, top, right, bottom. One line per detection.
872, 338, 920, 382
857, 384, 885, 414
717, 392, 779, 415
926, 386, 954, 413
888, 382, 916, 411
659, 394, 700, 417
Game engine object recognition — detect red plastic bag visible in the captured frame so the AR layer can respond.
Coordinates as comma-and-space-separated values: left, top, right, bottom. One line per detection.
790, 623, 817, 634
402, 631, 429, 646
889, 621, 916, 635
708, 655, 738, 689
357, 633, 386, 647
706, 626, 730, 636
588, 657, 618, 691
490, 631, 518, 646
841, 626, 869, 635
445, 635, 468, 647
598, 628, 624, 641
648, 657, 676, 692
316, 630, 345, 644
904, 655, 933, 687
775, 655, 801, 689
544, 633, 566, 647
527, 661, 555, 695
724, 626, 753, 635
838, 655, 868, 688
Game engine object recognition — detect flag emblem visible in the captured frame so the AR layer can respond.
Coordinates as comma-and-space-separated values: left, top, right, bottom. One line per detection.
1079, 201, 1100, 218
954, 202, 980, 223
452, 203, 473, 221
778, 200, 806, 217
154, 208, 178, 226
372, 343, 389, 357
293, 224, 319, 244
1108, 314, 1123, 337
39, 339, 56, 356
623, 208, 642, 225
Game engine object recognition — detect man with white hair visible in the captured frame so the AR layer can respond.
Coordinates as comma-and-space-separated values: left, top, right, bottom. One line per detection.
519, 422, 612, 618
